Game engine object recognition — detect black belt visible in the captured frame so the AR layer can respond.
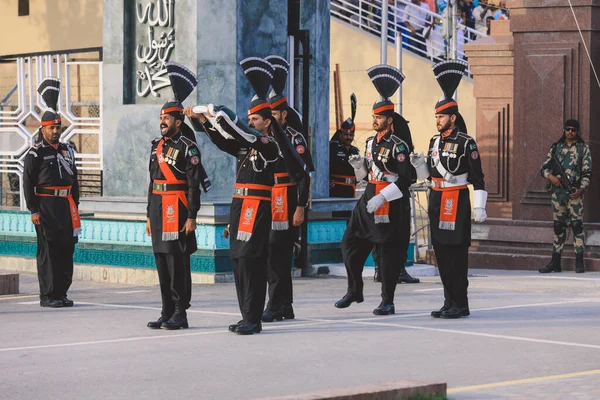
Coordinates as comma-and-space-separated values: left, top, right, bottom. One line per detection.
274, 175, 292, 185
233, 187, 272, 198
331, 176, 356, 185
152, 183, 188, 192
34, 187, 71, 196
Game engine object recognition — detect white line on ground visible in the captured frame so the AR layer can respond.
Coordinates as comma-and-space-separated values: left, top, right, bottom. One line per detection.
413, 288, 444, 292
17, 301, 41, 305
77, 301, 240, 316
114, 290, 151, 294
530, 275, 600, 282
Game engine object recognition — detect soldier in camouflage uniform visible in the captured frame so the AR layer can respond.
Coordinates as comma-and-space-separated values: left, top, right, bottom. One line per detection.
539, 119, 592, 274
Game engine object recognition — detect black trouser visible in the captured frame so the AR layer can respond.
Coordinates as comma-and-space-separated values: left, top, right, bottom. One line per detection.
233, 256, 268, 323
35, 226, 74, 302
267, 241, 294, 310
433, 243, 469, 309
154, 253, 192, 318
341, 233, 408, 305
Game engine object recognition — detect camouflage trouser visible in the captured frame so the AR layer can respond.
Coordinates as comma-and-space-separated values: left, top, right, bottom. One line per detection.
551, 191, 584, 254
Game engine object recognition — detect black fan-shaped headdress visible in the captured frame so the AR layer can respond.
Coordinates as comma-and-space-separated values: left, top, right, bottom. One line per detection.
433, 59, 468, 115
265, 55, 289, 111
332, 93, 357, 142
161, 62, 198, 121
240, 57, 274, 117
367, 65, 405, 117
38, 77, 61, 126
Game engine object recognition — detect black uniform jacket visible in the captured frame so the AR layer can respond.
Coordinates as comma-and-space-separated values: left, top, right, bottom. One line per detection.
24, 138, 79, 244
427, 128, 485, 246
147, 131, 201, 254
347, 130, 413, 244
195, 115, 279, 258
329, 139, 360, 198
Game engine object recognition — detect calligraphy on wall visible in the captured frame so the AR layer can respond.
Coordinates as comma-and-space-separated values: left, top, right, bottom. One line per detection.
135, 0, 174, 98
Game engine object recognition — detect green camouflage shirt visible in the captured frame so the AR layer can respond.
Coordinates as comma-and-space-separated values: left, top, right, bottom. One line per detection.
540, 139, 592, 192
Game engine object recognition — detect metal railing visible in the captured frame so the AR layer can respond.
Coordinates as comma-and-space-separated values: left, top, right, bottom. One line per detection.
331, 0, 487, 66
0, 48, 103, 209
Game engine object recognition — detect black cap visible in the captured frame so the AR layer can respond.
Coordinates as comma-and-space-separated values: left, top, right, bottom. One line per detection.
564, 119, 580, 131
240, 57, 274, 118
38, 78, 61, 126
161, 62, 198, 120
367, 65, 404, 117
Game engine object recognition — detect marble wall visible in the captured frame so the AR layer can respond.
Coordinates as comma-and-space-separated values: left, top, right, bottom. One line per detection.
102, 0, 331, 203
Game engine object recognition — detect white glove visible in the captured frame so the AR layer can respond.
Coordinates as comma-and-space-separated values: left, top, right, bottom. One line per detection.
410, 152, 430, 181
473, 190, 488, 223
348, 154, 364, 170
348, 154, 368, 181
473, 208, 487, 223
366, 194, 386, 213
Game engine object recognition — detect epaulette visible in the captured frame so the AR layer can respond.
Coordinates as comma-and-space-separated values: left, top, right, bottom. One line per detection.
366, 135, 375, 142
390, 134, 402, 145
32, 142, 42, 150
180, 135, 196, 146
457, 132, 471, 140
151, 137, 161, 144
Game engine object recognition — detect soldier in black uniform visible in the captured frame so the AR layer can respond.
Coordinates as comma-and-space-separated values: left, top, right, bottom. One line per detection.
146, 63, 210, 330
24, 78, 80, 308
185, 57, 280, 335
411, 59, 487, 319
330, 94, 360, 199
334, 65, 415, 316
261, 55, 314, 323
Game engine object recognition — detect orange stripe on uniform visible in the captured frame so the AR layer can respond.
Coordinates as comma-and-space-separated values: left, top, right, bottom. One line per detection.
373, 104, 394, 114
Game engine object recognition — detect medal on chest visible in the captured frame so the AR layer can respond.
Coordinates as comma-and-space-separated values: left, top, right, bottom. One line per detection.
377, 147, 390, 163
441, 142, 458, 159
165, 147, 179, 165
249, 149, 258, 162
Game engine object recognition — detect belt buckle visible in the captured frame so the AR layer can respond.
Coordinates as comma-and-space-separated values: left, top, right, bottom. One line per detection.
58, 189, 68, 196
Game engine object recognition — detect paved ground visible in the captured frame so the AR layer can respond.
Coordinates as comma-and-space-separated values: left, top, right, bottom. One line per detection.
2, 268, 600, 400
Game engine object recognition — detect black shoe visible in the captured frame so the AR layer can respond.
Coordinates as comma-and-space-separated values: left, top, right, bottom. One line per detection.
334, 293, 364, 308
539, 252, 562, 273
430, 305, 451, 318
229, 320, 244, 333
440, 307, 470, 319
398, 268, 420, 284
373, 303, 395, 315
281, 305, 295, 320
147, 316, 168, 329
262, 308, 284, 323
161, 314, 189, 330
235, 321, 262, 335
60, 297, 74, 307
576, 253, 585, 273
374, 266, 381, 283
40, 299, 64, 308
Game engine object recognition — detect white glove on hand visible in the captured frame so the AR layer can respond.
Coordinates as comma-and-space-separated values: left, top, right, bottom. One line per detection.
410, 152, 430, 181
366, 194, 386, 213
473, 208, 487, 223
348, 154, 364, 170
409, 152, 426, 168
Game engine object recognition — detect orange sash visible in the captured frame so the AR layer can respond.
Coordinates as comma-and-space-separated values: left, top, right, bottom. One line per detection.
272, 173, 294, 230
35, 185, 81, 236
369, 181, 390, 224
432, 178, 467, 231
233, 183, 272, 241
331, 174, 357, 196
155, 139, 188, 241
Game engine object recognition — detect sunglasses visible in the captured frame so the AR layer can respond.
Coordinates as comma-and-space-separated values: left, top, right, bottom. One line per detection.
564, 127, 578, 132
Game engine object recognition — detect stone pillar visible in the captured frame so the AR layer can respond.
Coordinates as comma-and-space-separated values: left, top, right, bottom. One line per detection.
464, 20, 514, 218
508, 0, 600, 221
299, 0, 331, 200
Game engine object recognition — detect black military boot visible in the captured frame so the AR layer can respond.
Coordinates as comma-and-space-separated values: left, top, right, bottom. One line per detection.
40, 298, 64, 308
281, 304, 295, 320
398, 267, 420, 284
161, 312, 189, 330
373, 266, 381, 283
235, 321, 262, 335
373, 303, 395, 315
334, 292, 364, 308
539, 252, 562, 273
261, 307, 284, 323
228, 320, 244, 333
60, 296, 74, 307
147, 316, 168, 329
575, 253, 585, 273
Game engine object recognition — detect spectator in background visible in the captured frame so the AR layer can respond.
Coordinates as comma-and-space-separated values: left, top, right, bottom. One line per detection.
437, 0, 447, 13
473, 0, 495, 34
494, 1, 509, 20
424, 17, 445, 63
403, 0, 431, 54
485, 15, 494, 34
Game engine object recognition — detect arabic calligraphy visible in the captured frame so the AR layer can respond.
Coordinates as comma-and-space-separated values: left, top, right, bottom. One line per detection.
135, 0, 175, 98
